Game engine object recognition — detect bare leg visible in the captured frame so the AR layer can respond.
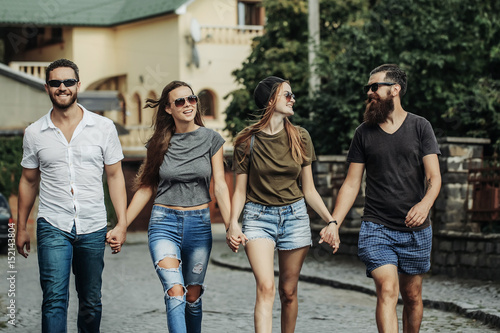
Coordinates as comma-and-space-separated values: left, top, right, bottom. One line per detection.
371, 264, 400, 333
399, 274, 424, 333
245, 239, 276, 333
277, 246, 309, 333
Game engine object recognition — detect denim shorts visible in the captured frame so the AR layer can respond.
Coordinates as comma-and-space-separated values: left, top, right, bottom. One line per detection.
358, 221, 432, 277
242, 198, 312, 250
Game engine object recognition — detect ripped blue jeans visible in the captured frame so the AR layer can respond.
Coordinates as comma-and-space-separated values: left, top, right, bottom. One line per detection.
148, 205, 212, 333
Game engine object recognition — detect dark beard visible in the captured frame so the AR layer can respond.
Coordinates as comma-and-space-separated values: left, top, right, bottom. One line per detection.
49, 93, 78, 110
363, 95, 394, 126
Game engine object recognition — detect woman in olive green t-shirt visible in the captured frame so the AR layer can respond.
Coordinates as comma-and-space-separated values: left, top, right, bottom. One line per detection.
226, 76, 339, 332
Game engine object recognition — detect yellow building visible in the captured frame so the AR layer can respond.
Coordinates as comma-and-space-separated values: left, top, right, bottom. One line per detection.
0, 0, 264, 227
0, 0, 264, 156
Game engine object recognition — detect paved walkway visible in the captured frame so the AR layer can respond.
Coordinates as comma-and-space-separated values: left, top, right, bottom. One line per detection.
209, 223, 500, 330
2, 227, 499, 331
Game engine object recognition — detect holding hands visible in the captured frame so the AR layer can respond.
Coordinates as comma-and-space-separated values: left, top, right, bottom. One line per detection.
319, 220, 340, 254
225, 224, 248, 253
106, 224, 127, 254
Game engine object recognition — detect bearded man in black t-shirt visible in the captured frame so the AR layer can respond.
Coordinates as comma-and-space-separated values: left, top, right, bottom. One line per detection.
319, 64, 442, 332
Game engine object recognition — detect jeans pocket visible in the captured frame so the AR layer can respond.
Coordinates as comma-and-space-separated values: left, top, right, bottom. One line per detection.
243, 209, 262, 221
200, 211, 211, 225
149, 208, 167, 226
36, 218, 61, 243
291, 204, 309, 220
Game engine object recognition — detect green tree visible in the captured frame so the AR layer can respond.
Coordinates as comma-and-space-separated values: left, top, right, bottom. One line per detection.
312, 0, 500, 153
0, 136, 24, 198
225, 0, 500, 154
224, 0, 310, 139
224, 0, 366, 142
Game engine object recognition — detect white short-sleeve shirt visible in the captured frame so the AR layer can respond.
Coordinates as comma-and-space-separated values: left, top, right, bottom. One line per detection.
21, 104, 124, 234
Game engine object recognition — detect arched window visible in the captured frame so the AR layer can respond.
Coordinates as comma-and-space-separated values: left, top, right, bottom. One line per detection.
143, 91, 158, 127
119, 93, 127, 125
198, 89, 216, 119
133, 93, 142, 125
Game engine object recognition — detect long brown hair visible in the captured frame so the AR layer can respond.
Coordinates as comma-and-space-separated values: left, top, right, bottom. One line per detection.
135, 81, 205, 190
234, 81, 308, 166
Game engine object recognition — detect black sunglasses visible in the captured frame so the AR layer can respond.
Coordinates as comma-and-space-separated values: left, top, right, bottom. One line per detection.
284, 91, 295, 102
363, 82, 395, 94
170, 95, 198, 108
47, 79, 79, 88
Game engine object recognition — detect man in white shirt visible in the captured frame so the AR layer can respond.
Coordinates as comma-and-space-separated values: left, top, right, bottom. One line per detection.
16, 59, 128, 333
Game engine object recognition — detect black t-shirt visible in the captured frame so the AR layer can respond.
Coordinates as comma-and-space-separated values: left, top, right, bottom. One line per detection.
347, 112, 440, 231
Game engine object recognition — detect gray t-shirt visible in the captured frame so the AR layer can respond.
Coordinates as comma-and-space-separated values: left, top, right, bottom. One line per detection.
347, 112, 440, 231
154, 127, 225, 207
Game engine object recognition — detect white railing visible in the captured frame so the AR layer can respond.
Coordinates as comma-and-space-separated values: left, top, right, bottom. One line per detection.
119, 126, 153, 154
9, 61, 51, 80
200, 25, 263, 44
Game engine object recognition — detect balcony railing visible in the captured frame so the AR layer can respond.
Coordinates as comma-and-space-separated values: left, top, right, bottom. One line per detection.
200, 25, 263, 44
9, 61, 50, 80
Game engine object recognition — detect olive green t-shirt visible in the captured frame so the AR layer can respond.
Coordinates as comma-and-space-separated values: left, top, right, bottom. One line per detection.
234, 127, 316, 206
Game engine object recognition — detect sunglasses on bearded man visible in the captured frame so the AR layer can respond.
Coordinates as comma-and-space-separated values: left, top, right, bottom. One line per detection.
47, 79, 79, 88
363, 82, 396, 94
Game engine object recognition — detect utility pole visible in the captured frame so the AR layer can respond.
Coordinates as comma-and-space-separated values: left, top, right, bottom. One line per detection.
308, 0, 320, 97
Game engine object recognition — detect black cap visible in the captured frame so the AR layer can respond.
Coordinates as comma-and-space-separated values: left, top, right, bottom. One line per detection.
253, 76, 285, 109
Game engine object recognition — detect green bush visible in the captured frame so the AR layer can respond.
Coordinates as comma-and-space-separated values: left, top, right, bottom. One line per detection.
224, 0, 500, 155
0, 136, 23, 198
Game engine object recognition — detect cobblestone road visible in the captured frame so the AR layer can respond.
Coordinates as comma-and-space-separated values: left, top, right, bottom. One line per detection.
1, 233, 498, 332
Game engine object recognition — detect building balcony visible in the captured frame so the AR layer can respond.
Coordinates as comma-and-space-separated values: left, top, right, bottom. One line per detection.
9, 61, 50, 80
200, 25, 263, 44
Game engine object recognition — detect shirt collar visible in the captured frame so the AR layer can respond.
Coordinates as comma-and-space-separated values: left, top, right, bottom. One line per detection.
40, 103, 95, 131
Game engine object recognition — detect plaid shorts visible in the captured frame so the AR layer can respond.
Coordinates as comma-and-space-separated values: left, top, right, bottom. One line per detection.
358, 221, 432, 277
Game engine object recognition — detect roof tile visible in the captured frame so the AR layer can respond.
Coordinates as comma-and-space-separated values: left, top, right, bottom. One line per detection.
0, 0, 190, 26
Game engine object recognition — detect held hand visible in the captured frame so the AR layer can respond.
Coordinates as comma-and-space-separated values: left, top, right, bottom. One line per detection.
16, 229, 31, 258
405, 201, 431, 228
319, 223, 340, 254
226, 224, 248, 253
106, 225, 127, 254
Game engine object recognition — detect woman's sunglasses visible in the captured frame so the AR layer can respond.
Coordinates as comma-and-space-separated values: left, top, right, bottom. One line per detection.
284, 91, 295, 102
47, 79, 79, 88
363, 82, 395, 94
170, 95, 198, 107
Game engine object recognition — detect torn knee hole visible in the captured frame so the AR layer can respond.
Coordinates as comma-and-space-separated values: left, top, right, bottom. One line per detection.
157, 256, 180, 270
167, 284, 185, 297
186, 284, 205, 304
186, 285, 202, 301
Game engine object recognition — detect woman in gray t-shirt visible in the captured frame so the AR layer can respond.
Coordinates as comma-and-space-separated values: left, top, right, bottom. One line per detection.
112, 80, 243, 332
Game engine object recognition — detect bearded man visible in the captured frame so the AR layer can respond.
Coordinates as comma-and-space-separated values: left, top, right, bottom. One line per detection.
320, 64, 442, 332
16, 58, 127, 332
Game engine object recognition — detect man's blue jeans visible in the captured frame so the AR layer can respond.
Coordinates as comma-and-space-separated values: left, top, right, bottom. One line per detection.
37, 218, 106, 333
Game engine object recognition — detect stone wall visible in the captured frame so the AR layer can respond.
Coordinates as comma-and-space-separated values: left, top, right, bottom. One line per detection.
434, 137, 490, 232
432, 231, 500, 280
311, 155, 363, 257
312, 155, 364, 229
311, 137, 500, 280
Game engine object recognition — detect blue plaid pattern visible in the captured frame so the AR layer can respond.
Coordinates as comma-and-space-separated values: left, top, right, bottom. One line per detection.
358, 221, 432, 277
